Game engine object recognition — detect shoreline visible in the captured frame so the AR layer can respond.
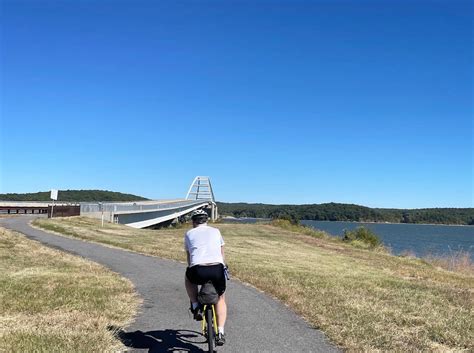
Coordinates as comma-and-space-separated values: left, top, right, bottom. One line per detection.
302, 220, 474, 227
31, 216, 474, 351
222, 217, 474, 261
220, 216, 473, 227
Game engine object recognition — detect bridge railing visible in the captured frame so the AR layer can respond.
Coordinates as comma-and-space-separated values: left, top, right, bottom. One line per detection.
80, 199, 211, 214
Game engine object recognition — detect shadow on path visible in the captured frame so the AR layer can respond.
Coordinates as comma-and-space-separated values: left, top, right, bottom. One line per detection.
0, 216, 339, 353
112, 327, 207, 352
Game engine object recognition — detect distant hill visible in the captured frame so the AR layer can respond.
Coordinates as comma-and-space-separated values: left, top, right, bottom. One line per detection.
216, 202, 474, 226
0, 190, 149, 202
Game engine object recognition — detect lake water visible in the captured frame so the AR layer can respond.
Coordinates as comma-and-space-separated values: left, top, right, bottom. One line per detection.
301, 220, 474, 260
221, 217, 474, 260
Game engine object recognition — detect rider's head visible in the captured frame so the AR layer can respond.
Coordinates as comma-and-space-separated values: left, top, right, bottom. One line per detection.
191, 209, 209, 227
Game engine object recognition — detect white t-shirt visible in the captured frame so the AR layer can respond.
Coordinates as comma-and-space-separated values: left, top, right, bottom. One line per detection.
184, 224, 225, 267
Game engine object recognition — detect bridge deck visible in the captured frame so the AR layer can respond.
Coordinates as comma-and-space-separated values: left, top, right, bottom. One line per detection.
0, 199, 216, 228
80, 199, 215, 228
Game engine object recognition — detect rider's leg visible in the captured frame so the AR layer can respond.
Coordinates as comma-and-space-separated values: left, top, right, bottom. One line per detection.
216, 293, 227, 329
185, 274, 198, 303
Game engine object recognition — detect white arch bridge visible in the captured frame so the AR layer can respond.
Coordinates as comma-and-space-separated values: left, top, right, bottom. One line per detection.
80, 176, 217, 228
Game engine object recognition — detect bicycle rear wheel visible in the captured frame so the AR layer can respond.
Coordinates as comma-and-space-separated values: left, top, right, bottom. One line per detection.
206, 307, 214, 352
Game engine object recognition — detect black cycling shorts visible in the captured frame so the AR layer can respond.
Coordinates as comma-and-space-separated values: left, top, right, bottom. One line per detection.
186, 263, 226, 296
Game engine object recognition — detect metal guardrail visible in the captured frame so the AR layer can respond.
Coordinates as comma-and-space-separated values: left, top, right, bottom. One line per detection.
0, 201, 79, 207
80, 199, 210, 214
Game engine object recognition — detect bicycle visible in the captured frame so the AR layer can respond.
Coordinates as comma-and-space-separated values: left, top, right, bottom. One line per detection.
198, 281, 219, 352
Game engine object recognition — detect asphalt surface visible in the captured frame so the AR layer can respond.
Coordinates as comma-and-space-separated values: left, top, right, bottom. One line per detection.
0, 216, 339, 353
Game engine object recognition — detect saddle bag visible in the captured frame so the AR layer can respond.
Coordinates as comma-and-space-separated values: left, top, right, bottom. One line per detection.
198, 281, 219, 305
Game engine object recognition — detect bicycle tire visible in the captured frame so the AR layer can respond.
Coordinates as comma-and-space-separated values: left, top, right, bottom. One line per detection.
206, 306, 214, 352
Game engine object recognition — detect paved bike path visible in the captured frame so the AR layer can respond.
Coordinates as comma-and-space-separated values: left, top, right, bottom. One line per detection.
0, 216, 339, 353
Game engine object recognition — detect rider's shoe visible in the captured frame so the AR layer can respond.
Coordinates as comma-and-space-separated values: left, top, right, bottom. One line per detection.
190, 305, 203, 321
216, 332, 226, 346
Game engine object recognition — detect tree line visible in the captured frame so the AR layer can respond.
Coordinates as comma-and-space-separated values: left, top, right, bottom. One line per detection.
2, 190, 472, 225
0, 190, 148, 202
216, 202, 474, 225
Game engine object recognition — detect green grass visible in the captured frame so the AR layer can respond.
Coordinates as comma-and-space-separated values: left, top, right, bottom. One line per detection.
34, 216, 474, 351
0, 226, 139, 352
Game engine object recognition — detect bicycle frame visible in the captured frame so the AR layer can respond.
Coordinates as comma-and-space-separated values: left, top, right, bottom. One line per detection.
201, 303, 218, 335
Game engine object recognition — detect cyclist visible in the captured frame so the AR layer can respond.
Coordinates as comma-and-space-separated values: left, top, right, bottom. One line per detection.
184, 209, 227, 346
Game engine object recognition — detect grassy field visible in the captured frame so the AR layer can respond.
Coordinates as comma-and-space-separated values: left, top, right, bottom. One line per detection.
34, 216, 474, 351
0, 226, 139, 352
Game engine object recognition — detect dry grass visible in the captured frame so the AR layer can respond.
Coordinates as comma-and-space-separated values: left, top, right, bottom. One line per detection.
34, 217, 474, 351
424, 250, 474, 275
0, 226, 139, 352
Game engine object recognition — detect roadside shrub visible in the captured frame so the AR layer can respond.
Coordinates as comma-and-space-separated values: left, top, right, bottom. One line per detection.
343, 226, 381, 248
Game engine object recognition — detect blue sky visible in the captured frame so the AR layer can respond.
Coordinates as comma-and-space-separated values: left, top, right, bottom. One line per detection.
0, 0, 472, 208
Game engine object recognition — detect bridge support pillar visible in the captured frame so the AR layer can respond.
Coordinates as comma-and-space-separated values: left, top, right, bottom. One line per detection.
210, 203, 218, 222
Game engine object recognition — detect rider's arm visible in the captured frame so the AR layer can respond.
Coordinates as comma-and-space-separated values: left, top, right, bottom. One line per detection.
221, 246, 225, 263
184, 232, 190, 267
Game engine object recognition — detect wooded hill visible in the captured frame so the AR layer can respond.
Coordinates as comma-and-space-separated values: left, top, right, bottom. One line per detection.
2, 190, 472, 225
0, 190, 149, 202
217, 202, 474, 225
